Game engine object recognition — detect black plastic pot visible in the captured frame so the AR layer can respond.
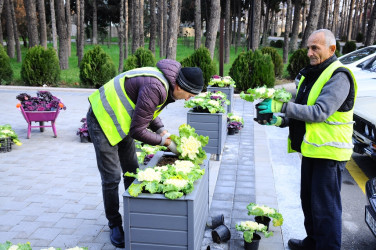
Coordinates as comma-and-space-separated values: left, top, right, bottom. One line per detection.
255, 103, 273, 124
211, 224, 231, 243
207, 214, 224, 229
80, 136, 90, 143
228, 127, 236, 135
244, 233, 261, 250
255, 216, 271, 231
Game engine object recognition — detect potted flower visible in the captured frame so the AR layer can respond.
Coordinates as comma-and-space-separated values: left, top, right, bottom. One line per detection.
240, 86, 292, 123
207, 76, 235, 113
76, 118, 91, 143
247, 202, 284, 230
235, 220, 273, 250
227, 121, 242, 135
0, 124, 22, 153
184, 91, 230, 114
228, 113, 244, 133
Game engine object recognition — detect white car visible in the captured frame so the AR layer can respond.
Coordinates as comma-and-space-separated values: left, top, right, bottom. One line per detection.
339, 45, 376, 72
354, 55, 376, 97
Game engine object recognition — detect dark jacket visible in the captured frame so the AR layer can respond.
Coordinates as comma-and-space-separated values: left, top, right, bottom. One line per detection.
125, 59, 181, 145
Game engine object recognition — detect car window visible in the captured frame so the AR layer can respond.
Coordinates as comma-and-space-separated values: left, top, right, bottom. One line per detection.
339, 47, 376, 64
362, 57, 376, 72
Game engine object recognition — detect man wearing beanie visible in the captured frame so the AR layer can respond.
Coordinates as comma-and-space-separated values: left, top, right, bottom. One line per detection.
86, 59, 204, 248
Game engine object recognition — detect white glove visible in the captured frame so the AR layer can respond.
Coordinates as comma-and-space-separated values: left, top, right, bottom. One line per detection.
159, 132, 171, 146
167, 141, 179, 155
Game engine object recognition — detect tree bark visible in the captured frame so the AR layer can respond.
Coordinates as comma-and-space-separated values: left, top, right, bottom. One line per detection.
139, 0, 144, 48
93, 0, 98, 44
24, 0, 39, 47
331, 0, 340, 37
9, 0, 20, 61
290, 0, 302, 52
4, 0, 14, 58
205, 0, 220, 58
76, 0, 80, 55
65, 0, 71, 55
49, 0, 57, 51
300, 0, 322, 48
132, 0, 140, 53
248, 0, 262, 51
283, 0, 292, 64
317, 0, 325, 29
78, 0, 85, 65
124, 0, 129, 59
362, 0, 370, 42
159, 0, 164, 57
262, 0, 271, 47
119, 0, 124, 72
56, 0, 69, 69
149, 0, 156, 53
163, 0, 167, 57
166, 0, 180, 59
302, 0, 307, 36
36, 0, 47, 48
194, 0, 201, 50
0, 0, 4, 45
224, 0, 230, 63
365, 0, 376, 46
347, 0, 355, 41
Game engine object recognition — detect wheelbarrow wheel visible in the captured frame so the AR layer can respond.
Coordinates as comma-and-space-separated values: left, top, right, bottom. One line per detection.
39, 121, 45, 132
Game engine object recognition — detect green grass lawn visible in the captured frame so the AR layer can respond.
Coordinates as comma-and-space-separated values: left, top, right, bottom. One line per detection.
8, 38, 292, 88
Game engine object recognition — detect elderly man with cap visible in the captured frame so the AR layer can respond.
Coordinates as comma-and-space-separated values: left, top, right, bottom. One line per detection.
86, 59, 204, 248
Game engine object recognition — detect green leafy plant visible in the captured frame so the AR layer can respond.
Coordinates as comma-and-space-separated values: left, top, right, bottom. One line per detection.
240, 86, 292, 103
123, 47, 156, 71
342, 41, 357, 55
287, 48, 310, 79
261, 47, 283, 78
79, 45, 116, 88
208, 75, 236, 88
170, 124, 209, 165
0, 45, 13, 85
0, 124, 22, 146
135, 143, 167, 165
235, 220, 273, 243
184, 91, 230, 114
247, 202, 284, 227
228, 113, 244, 125
21, 45, 60, 86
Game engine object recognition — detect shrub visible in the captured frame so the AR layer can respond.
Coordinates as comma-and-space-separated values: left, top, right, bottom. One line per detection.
269, 40, 276, 47
342, 41, 357, 55
287, 48, 310, 79
229, 49, 275, 91
180, 47, 217, 88
261, 47, 283, 77
356, 33, 364, 43
21, 45, 60, 86
80, 45, 117, 88
275, 40, 284, 48
0, 45, 13, 85
123, 47, 156, 71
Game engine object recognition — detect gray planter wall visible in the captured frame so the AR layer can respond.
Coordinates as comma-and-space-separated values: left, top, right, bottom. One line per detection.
187, 110, 227, 161
207, 86, 234, 113
123, 151, 210, 250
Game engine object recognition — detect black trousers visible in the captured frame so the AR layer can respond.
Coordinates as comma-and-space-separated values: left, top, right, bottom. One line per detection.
87, 108, 139, 228
300, 156, 346, 250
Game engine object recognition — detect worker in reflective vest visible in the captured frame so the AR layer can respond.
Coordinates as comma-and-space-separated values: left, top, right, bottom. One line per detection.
257, 29, 357, 250
86, 59, 204, 248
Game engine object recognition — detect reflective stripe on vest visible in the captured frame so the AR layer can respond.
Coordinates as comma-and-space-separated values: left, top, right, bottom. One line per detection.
289, 60, 357, 161
89, 67, 169, 146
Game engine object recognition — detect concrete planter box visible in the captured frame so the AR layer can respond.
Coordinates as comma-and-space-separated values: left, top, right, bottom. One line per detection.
123, 151, 210, 250
207, 86, 234, 113
187, 110, 227, 161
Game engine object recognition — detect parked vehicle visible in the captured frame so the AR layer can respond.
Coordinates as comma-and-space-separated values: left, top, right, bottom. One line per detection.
365, 177, 376, 237
339, 45, 376, 72
353, 55, 376, 97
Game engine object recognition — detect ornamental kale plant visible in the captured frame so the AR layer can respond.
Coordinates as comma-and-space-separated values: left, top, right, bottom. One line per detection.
235, 220, 273, 243
247, 202, 284, 227
16, 91, 66, 111
170, 124, 209, 165
125, 160, 205, 200
0, 124, 22, 146
184, 91, 230, 114
135, 143, 167, 165
240, 86, 292, 103
208, 75, 236, 88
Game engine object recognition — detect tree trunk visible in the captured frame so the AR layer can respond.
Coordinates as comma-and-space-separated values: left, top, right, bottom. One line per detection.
159, 0, 164, 57
194, 0, 202, 49
78, 0, 84, 65
262, 0, 271, 47
362, 0, 370, 42
93, 0, 98, 44
132, 0, 140, 53
36, 0, 47, 48
205, 0, 220, 58
290, 0, 302, 52
323, 0, 329, 28
302, 0, 307, 36
4, 0, 14, 58
224, 0, 230, 63
124, 0, 128, 58
283, 0, 292, 64
0, 0, 4, 45
24, 0, 39, 47
9, 0, 20, 61
317, 0, 325, 29
248, 0, 262, 51
365, 0, 376, 46
339, 0, 348, 39
119, 0, 124, 72
331, 0, 340, 37
56, 0, 69, 69
163, 0, 167, 57
49, 0, 57, 51
300, 0, 322, 48
235, 0, 241, 54
149, 0, 156, 53
76, 0, 80, 55
66, 0, 71, 55
139, 0, 144, 48
166, 0, 179, 59
347, 0, 355, 41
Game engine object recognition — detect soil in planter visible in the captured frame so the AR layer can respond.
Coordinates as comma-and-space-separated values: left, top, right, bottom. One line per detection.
155, 154, 179, 166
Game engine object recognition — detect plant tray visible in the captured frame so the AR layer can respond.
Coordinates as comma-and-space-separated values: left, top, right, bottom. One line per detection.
123, 151, 210, 250
0, 137, 12, 153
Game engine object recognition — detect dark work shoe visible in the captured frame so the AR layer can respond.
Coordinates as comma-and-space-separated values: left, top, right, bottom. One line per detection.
288, 238, 315, 250
110, 226, 125, 248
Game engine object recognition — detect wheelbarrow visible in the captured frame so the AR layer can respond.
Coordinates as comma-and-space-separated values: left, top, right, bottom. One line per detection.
18, 104, 61, 139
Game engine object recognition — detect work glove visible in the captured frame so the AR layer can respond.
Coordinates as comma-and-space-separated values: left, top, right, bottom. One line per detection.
258, 98, 283, 114
159, 132, 171, 146
253, 115, 282, 126
167, 140, 179, 155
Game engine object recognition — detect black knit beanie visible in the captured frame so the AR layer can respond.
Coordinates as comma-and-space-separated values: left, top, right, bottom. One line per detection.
176, 67, 204, 95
